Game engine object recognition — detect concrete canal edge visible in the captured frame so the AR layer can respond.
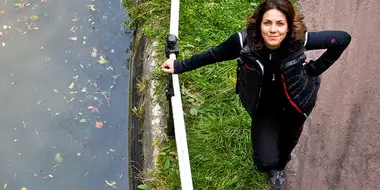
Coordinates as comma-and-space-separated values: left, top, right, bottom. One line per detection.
128, 27, 168, 189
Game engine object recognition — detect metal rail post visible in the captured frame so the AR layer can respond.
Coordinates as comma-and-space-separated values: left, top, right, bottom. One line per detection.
164, 0, 194, 189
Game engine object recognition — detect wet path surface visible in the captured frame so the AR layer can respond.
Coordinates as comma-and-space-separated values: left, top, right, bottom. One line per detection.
0, 0, 132, 189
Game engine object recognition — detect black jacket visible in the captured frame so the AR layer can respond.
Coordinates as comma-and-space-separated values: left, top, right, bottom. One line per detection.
174, 29, 351, 117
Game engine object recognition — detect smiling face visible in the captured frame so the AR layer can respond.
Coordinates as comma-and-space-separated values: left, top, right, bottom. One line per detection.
260, 9, 289, 50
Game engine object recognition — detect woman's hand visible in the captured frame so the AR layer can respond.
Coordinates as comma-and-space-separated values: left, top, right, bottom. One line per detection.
161, 59, 175, 73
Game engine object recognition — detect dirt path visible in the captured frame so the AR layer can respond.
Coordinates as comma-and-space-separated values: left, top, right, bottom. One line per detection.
285, 0, 380, 190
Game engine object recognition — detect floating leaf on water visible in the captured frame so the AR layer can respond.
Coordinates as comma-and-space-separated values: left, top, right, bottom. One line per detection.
14, 3, 25, 8
88, 5, 96, 11
69, 36, 78, 41
30, 15, 39, 21
68, 82, 75, 89
105, 180, 116, 188
98, 56, 107, 64
4, 183, 7, 189
88, 106, 99, 113
95, 121, 103, 128
55, 153, 63, 163
91, 47, 98, 57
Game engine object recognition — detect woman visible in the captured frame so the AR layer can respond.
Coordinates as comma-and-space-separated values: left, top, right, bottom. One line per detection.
161, 0, 351, 189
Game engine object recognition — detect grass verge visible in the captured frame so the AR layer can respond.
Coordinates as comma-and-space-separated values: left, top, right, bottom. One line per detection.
125, 0, 269, 189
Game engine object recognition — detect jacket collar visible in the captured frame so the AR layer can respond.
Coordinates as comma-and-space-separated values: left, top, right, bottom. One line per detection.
250, 41, 305, 64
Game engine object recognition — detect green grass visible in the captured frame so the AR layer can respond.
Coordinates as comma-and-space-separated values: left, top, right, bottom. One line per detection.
125, 0, 268, 189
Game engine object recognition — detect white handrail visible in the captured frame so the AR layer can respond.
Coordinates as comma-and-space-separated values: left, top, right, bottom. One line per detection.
168, 0, 194, 189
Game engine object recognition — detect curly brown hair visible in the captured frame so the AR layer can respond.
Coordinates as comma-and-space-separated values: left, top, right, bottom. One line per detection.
246, 0, 307, 49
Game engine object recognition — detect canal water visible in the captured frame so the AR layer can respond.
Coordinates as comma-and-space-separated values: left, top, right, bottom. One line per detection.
0, 0, 132, 189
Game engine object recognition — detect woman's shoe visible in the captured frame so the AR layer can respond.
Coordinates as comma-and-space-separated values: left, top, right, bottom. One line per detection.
268, 169, 285, 190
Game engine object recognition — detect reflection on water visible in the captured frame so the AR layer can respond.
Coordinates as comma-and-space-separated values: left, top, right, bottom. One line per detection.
0, 0, 132, 189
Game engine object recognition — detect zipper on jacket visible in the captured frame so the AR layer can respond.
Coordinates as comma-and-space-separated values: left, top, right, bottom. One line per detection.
270, 53, 274, 81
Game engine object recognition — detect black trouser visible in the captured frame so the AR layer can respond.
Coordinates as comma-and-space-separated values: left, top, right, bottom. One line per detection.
251, 103, 306, 172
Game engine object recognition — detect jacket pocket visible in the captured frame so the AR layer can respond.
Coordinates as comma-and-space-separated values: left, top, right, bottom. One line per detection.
281, 61, 320, 117
236, 59, 263, 117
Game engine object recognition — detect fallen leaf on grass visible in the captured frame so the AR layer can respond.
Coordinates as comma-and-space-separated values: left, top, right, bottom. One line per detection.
190, 107, 198, 115
137, 184, 148, 190
98, 56, 107, 64
55, 153, 63, 163
95, 121, 103, 128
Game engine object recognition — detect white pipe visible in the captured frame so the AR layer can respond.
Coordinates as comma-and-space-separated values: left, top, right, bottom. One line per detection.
169, 0, 194, 189
170, 0, 179, 36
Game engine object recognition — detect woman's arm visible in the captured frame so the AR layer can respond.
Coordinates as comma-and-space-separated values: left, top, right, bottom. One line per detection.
304, 30, 352, 77
173, 32, 242, 74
